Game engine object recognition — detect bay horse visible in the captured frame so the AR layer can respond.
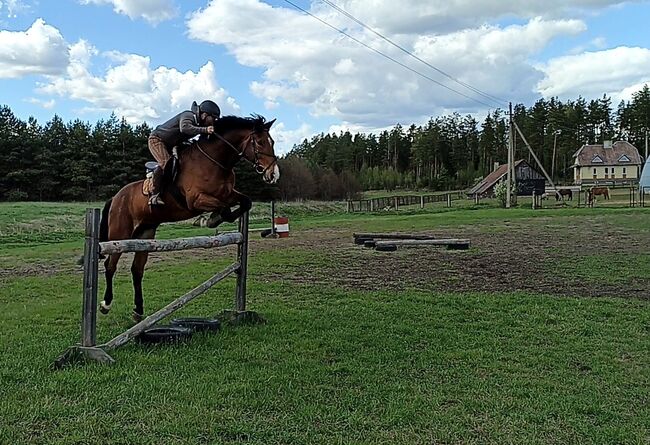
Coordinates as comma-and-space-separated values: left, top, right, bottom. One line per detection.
98, 115, 278, 321
555, 189, 573, 201
587, 186, 609, 204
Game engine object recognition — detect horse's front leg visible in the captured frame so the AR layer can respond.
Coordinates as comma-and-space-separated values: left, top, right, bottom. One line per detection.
219, 191, 252, 224
190, 193, 228, 229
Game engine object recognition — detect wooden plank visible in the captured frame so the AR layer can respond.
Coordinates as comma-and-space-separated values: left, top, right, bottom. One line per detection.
374, 239, 470, 247
99, 232, 242, 255
235, 211, 249, 312
101, 261, 241, 350
82, 208, 100, 347
354, 232, 438, 240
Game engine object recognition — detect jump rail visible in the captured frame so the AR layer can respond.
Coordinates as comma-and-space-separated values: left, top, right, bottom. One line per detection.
54, 208, 254, 368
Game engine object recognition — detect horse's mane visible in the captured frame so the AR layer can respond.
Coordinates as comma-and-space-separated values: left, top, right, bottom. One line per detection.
213, 114, 267, 134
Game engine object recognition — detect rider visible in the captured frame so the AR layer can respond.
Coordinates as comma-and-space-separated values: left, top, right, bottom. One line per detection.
147, 100, 221, 206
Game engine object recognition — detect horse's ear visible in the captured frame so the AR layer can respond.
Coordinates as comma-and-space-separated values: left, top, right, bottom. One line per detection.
264, 119, 276, 130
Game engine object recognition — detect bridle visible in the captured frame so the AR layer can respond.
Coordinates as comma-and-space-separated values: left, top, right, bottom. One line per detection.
196, 128, 278, 177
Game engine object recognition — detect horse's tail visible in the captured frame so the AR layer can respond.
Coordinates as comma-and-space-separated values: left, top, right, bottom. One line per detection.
99, 198, 112, 242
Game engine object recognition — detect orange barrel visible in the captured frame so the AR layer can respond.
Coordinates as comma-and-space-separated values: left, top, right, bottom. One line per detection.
274, 216, 289, 238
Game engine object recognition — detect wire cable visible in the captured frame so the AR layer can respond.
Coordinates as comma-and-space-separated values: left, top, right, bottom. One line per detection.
319, 0, 508, 107
281, 0, 497, 109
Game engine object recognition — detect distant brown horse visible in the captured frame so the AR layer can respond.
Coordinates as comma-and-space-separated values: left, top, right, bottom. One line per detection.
587, 186, 609, 204
99, 115, 278, 320
555, 189, 573, 201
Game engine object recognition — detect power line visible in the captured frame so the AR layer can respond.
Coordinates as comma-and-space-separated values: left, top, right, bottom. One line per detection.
319, 0, 508, 107
281, 0, 497, 109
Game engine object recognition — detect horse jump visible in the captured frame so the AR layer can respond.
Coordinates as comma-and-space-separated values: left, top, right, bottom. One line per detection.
54, 208, 254, 368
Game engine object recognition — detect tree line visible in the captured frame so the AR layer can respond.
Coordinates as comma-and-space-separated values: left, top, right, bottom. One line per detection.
1, 85, 649, 202
288, 85, 650, 193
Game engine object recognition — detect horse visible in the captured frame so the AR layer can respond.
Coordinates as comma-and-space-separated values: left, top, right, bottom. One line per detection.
98, 115, 279, 321
555, 189, 573, 201
587, 186, 609, 204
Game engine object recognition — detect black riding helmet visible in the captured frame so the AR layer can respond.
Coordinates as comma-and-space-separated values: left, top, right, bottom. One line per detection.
199, 100, 221, 119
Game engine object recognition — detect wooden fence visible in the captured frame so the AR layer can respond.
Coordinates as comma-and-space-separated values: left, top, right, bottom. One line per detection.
346, 192, 464, 212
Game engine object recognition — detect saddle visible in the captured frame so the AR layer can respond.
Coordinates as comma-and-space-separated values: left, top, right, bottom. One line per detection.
141, 143, 189, 197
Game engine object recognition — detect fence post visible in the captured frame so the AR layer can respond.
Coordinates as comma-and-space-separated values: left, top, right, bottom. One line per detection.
420, 195, 424, 209
394, 196, 399, 211
447, 193, 452, 208
82, 208, 100, 347
235, 211, 249, 312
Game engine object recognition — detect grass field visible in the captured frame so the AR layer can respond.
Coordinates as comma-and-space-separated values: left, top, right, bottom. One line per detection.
0, 200, 648, 444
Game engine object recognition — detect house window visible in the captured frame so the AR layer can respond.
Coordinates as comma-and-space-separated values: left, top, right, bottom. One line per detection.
604, 167, 609, 179
611, 168, 615, 179
618, 155, 631, 163
623, 167, 627, 179
593, 168, 597, 179
592, 155, 604, 163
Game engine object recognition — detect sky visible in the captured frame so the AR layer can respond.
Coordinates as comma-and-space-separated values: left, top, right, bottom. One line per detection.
1, 0, 650, 154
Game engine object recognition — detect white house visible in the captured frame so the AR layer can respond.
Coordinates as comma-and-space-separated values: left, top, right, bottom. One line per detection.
572, 140, 642, 185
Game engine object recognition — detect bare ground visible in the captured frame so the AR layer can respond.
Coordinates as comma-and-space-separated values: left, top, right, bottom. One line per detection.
2, 216, 648, 300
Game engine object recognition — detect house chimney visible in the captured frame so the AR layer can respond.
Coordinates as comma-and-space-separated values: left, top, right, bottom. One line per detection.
604, 140, 613, 149
494, 161, 499, 172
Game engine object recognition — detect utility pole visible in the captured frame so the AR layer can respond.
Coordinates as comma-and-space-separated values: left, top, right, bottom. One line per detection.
552, 129, 561, 182
645, 128, 648, 162
507, 102, 513, 208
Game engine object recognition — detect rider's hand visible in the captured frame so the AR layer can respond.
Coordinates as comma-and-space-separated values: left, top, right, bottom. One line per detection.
206, 126, 214, 134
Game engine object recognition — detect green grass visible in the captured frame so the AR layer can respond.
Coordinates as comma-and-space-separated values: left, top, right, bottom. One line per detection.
0, 201, 649, 444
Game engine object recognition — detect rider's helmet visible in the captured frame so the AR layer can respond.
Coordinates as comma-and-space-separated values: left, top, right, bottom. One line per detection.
199, 100, 221, 120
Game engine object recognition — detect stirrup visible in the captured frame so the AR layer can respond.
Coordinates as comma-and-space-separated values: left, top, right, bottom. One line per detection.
148, 194, 165, 206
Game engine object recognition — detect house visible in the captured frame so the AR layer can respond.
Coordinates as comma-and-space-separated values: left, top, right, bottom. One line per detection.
468, 159, 545, 197
572, 140, 642, 185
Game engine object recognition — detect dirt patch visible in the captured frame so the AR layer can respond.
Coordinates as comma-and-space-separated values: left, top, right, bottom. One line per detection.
2, 217, 649, 301
260, 219, 650, 301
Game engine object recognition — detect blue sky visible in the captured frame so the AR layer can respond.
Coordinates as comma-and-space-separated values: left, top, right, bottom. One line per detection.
1, 0, 650, 153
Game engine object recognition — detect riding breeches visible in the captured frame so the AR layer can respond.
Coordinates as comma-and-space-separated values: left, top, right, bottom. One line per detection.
148, 135, 171, 166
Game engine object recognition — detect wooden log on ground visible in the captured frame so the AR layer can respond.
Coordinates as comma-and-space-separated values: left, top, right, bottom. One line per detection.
353, 232, 438, 240
374, 239, 470, 249
99, 232, 243, 255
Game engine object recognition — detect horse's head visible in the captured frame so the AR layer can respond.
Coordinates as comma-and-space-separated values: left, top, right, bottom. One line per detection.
242, 117, 280, 184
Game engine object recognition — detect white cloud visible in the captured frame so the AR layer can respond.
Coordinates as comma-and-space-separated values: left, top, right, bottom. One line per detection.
317, 0, 639, 34
271, 121, 313, 155
26, 97, 55, 109
0, 18, 69, 78
537, 47, 650, 100
187, 1, 585, 127
37, 41, 239, 124
0, 0, 32, 18
78, 0, 177, 24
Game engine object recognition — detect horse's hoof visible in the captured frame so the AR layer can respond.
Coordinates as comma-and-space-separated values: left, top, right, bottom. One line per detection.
99, 301, 111, 314
132, 311, 144, 323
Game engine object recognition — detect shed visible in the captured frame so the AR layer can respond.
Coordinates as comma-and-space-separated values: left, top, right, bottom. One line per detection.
468, 159, 545, 197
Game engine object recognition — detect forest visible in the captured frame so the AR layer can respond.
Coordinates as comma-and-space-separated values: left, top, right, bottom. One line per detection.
1, 85, 649, 202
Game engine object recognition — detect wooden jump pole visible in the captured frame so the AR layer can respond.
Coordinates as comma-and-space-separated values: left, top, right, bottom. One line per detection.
374, 239, 470, 247
354, 232, 439, 240
54, 209, 254, 369
235, 210, 249, 312
82, 208, 100, 348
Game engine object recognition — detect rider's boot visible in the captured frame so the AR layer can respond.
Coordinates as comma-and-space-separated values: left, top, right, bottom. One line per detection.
148, 166, 165, 206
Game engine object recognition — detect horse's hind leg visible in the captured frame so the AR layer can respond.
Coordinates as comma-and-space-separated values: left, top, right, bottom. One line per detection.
130, 226, 157, 322
100, 253, 122, 314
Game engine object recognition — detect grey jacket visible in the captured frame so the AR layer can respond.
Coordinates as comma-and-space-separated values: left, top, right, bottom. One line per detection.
151, 103, 210, 147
